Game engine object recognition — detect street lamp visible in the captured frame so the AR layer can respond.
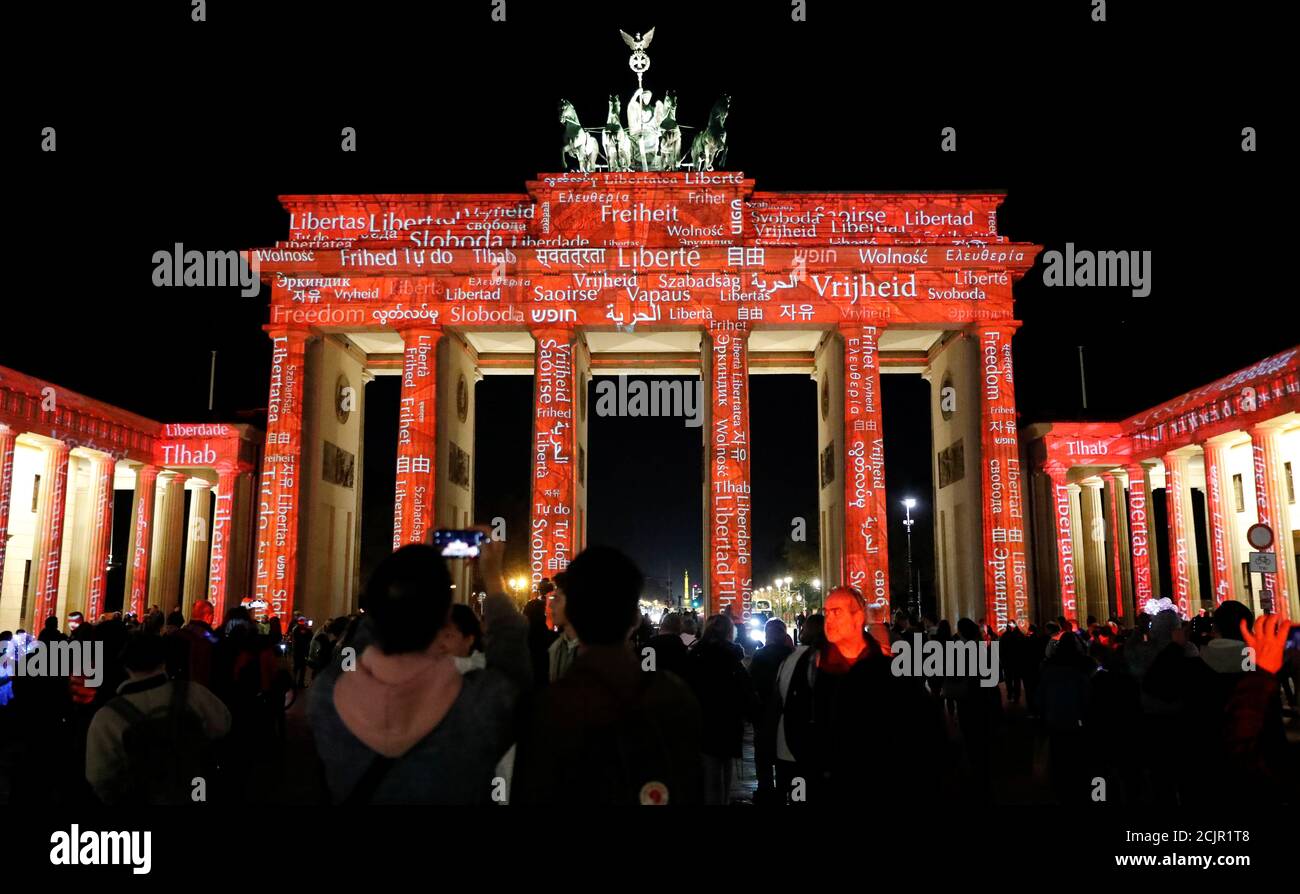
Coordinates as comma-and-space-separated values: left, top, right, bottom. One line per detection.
902, 498, 918, 619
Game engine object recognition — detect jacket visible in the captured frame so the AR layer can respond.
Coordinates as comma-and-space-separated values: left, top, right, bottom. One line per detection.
308, 594, 531, 804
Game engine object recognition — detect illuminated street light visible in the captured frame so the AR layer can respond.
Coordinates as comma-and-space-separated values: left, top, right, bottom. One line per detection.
902, 498, 918, 619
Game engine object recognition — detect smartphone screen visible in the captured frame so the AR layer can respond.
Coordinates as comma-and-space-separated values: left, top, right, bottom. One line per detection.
432, 529, 487, 558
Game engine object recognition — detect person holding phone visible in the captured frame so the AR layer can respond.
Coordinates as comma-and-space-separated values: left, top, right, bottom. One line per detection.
307, 525, 532, 804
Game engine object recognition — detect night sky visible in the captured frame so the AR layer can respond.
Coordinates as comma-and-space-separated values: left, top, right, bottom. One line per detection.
10, 2, 1285, 608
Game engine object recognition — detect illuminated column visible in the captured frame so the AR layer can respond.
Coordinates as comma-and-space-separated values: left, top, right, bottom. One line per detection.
1101, 469, 1132, 620
1162, 452, 1201, 617
127, 464, 160, 616
1126, 463, 1157, 608
28, 439, 71, 627
972, 323, 1029, 629
182, 479, 213, 610
1249, 424, 1297, 619
1043, 461, 1079, 623
702, 321, 753, 621
393, 326, 442, 550
150, 471, 186, 612
1202, 436, 1243, 605
529, 328, 581, 591
1068, 483, 1087, 618
1078, 479, 1110, 622
254, 326, 310, 620
0, 426, 15, 596
207, 468, 238, 621
840, 323, 890, 624
83, 452, 116, 620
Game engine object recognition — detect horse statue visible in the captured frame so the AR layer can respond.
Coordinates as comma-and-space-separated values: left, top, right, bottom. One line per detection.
689, 94, 730, 171
601, 95, 633, 172
628, 87, 661, 170
559, 99, 599, 172
657, 90, 682, 170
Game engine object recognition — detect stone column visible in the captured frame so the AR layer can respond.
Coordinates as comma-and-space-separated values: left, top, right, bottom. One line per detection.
701, 321, 753, 621
1202, 436, 1244, 605
1249, 424, 1297, 619
207, 467, 238, 621
127, 464, 160, 617
254, 326, 310, 620
840, 323, 890, 623
971, 323, 1030, 629
183, 479, 214, 611
394, 326, 442, 550
1124, 463, 1155, 613
1163, 452, 1202, 618
1102, 470, 1133, 621
529, 328, 581, 592
150, 471, 186, 613
1043, 462, 1079, 623
1078, 478, 1110, 623
83, 452, 116, 620
29, 439, 71, 627
1068, 483, 1087, 623
0, 426, 15, 596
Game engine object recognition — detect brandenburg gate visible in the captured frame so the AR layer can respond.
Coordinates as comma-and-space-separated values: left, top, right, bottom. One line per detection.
250, 171, 1042, 629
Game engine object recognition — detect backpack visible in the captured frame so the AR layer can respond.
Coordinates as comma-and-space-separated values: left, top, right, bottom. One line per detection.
778, 647, 818, 763
105, 680, 215, 805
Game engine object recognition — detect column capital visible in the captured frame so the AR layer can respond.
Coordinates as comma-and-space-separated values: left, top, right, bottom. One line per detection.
395, 322, 444, 338
1080, 477, 1105, 490
1100, 467, 1126, 483
835, 320, 887, 333
262, 323, 313, 342
965, 319, 1023, 336
1042, 460, 1070, 482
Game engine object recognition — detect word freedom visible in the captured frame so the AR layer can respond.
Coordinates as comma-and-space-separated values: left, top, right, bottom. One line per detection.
889, 634, 1000, 688
593, 376, 704, 428
1041, 243, 1151, 297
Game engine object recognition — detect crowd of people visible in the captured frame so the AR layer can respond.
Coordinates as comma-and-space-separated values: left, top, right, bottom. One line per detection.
0, 528, 1296, 806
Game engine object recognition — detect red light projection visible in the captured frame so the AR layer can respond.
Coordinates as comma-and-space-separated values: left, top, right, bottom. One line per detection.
254, 327, 309, 620
252, 172, 1044, 619
529, 328, 578, 591
1043, 462, 1077, 623
85, 454, 115, 620
975, 324, 1028, 629
130, 465, 159, 617
1202, 439, 1236, 605
1124, 463, 1154, 607
32, 442, 70, 625
1163, 453, 1195, 617
706, 321, 752, 620
394, 326, 442, 550
842, 323, 889, 623
1250, 425, 1292, 619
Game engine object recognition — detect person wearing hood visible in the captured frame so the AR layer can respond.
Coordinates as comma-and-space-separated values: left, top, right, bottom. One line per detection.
309, 530, 531, 804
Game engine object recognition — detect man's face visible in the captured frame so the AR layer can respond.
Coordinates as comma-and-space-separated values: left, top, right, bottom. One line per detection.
551, 589, 568, 629
823, 593, 863, 647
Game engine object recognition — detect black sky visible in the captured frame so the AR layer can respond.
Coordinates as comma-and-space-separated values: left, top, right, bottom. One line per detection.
8, 1, 1289, 605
